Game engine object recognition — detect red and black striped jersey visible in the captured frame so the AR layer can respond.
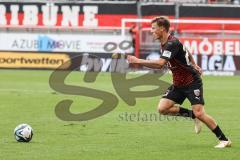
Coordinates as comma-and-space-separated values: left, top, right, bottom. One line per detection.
160, 35, 201, 87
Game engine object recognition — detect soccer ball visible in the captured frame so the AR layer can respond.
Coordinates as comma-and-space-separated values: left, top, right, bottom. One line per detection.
14, 124, 33, 142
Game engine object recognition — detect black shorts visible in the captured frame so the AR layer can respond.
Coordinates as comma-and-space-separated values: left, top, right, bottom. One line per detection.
162, 81, 205, 105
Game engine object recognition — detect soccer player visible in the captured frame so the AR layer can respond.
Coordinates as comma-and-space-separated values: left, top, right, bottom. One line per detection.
127, 16, 231, 148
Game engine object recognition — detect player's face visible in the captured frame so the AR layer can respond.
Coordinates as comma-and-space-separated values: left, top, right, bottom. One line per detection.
151, 22, 164, 40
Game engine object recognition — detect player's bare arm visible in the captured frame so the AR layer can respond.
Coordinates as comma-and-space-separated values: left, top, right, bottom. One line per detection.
127, 55, 167, 69
188, 50, 202, 75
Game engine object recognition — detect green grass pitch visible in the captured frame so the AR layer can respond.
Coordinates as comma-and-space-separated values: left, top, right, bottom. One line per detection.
0, 69, 239, 160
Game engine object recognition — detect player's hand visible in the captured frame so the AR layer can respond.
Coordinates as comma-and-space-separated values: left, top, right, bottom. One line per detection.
193, 64, 202, 75
127, 55, 140, 64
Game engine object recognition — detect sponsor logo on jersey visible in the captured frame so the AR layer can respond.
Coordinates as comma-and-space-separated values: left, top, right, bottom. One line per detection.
162, 50, 172, 58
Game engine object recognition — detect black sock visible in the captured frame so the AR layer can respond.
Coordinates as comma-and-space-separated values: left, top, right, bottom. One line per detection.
177, 107, 196, 119
212, 125, 228, 141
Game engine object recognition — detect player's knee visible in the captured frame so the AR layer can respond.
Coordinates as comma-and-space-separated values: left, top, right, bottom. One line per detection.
157, 106, 168, 115
192, 105, 205, 118
193, 109, 204, 118
157, 98, 175, 115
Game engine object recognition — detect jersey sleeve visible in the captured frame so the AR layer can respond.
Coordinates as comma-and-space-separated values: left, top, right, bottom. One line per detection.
161, 41, 179, 60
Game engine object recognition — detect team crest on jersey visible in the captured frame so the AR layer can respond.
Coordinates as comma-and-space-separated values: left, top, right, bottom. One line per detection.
194, 89, 200, 96
162, 50, 172, 58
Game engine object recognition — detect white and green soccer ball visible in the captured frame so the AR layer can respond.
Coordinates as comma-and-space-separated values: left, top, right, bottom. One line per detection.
14, 124, 33, 142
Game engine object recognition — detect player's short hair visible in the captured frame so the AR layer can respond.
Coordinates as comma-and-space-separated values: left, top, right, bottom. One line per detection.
151, 16, 170, 32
